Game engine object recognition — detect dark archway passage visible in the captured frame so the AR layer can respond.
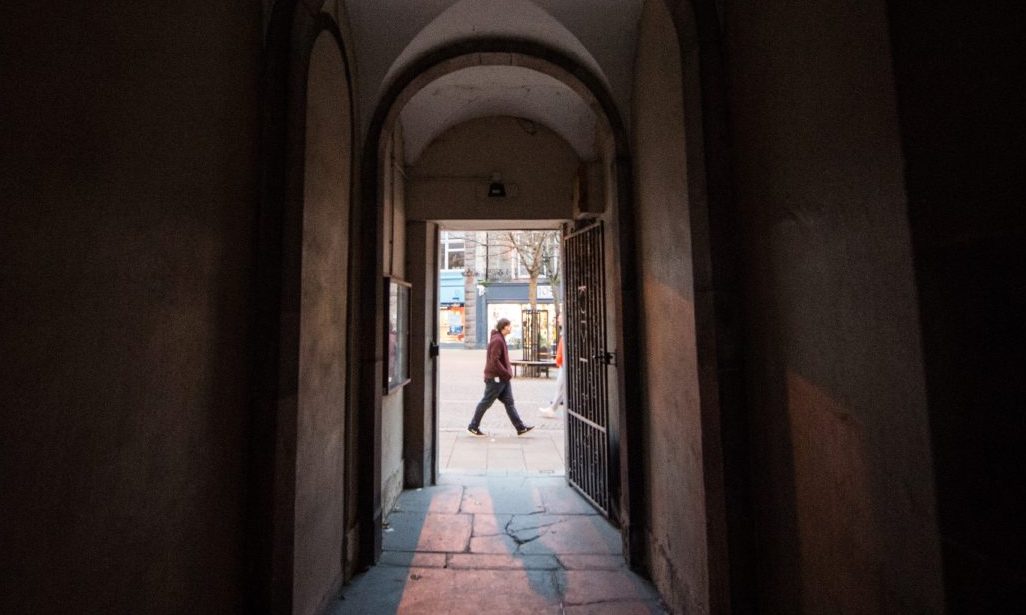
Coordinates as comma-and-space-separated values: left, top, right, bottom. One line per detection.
2, 1, 993, 613
356, 42, 644, 575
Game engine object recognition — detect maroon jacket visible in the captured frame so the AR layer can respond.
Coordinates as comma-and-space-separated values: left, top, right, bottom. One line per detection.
483, 329, 513, 381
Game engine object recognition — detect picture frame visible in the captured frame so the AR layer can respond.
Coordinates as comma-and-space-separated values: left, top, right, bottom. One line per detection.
385, 277, 411, 393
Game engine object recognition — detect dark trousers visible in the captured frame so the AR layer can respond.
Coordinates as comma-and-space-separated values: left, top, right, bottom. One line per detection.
468, 379, 526, 431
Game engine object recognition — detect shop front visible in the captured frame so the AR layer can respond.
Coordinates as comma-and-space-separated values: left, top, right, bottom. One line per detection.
477, 282, 558, 355
438, 270, 466, 345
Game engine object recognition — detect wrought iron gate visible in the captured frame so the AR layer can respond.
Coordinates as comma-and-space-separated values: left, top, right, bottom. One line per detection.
563, 221, 610, 515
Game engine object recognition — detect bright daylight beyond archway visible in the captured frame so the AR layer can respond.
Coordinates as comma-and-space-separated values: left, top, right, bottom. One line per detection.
436, 228, 567, 476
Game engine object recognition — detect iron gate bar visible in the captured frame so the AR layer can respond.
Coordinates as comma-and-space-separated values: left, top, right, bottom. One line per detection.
566, 409, 605, 432
563, 221, 610, 515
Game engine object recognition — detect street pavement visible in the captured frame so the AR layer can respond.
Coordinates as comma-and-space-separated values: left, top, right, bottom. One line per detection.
438, 348, 566, 476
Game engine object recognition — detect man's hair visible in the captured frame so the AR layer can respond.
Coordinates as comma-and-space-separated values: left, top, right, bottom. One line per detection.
495, 318, 511, 332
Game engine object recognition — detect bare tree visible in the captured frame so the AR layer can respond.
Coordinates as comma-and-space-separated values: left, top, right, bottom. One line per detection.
500, 230, 560, 366
502, 230, 560, 311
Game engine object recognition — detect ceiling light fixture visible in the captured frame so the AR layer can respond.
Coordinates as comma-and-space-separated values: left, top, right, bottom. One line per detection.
487, 172, 506, 198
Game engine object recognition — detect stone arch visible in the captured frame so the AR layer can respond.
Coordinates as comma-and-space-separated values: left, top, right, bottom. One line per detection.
641, 1, 751, 612
350, 7, 748, 613
631, 1, 730, 612
254, 5, 358, 612
351, 39, 640, 570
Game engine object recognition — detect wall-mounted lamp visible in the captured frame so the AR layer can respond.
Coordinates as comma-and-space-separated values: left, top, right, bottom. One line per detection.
487, 172, 506, 198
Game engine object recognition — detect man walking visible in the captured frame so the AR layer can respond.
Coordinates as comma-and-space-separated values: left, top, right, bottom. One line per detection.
467, 318, 534, 437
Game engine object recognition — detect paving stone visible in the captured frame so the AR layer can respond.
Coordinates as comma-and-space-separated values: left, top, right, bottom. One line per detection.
382, 511, 472, 552
489, 448, 527, 460
334, 564, 408, 613
393, 484, 464, 513
442, 474, 563, 488
447, 553, 561, 570
448, 446, 488, 469
438, 473, 493, 486
559, 569, 662, 605
512, 515, 622, 555
539, 485, 599, 514
469, 532, 521, 554
489, 439, 526, 450
520, 475, 568, 487
558, 554, 628, 570
340, 474, 664, 614
487, 449, 527, 472
379, 551, 447, 568
461, 483, 546, 514
564, 600, 668, 614
337, 567, 563, 614
526, 454, 565, 472
471, 513, 515, 536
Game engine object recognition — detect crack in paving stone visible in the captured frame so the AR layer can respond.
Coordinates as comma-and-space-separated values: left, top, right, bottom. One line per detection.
457, 486, 468, 514
517, 519, 561, 531
567, 598, 663, 608
510, 532, 543, 546
470, 513, 516, 538
510, 515, 563, 535
504, 516, 544, 546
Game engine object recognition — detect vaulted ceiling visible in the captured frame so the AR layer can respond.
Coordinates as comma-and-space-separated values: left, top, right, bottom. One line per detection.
346, 0, 645, 163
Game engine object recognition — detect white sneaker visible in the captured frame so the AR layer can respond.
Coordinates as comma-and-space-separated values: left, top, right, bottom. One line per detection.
538, 407, 556, 417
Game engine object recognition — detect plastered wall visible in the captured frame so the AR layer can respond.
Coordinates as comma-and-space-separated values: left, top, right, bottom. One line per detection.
0, 3, 262, 612
382, 126, 408, 516
407, 117, 578, 223
629, 3, 709, 612
724, 1, 944, 611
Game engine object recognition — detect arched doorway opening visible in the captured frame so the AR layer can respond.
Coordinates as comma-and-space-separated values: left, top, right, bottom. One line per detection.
353, 43, 643, 572
265, 3, 743, 612
433, 224, 567, 478
254, 6, 359, 613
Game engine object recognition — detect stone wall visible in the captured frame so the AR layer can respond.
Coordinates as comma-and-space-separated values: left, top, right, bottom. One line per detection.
0, 3, 263, 611
888, 3, 1026, 609
724, 0, 944, 610
630, 1, 712, 612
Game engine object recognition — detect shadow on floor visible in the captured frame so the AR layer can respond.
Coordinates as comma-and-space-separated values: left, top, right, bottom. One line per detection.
331, 474, 666, 614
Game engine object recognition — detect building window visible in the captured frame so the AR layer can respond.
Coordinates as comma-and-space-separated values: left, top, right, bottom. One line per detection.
511, 249, 525, 279
543, 249, 559, 279
440, 231, 465, 271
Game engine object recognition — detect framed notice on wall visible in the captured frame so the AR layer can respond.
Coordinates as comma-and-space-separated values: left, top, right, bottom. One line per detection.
385, 277, 411, 393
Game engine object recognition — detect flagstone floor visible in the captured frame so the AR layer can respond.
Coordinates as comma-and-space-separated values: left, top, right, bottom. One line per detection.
331, 475, 667, 614
327, 349, 664, 613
